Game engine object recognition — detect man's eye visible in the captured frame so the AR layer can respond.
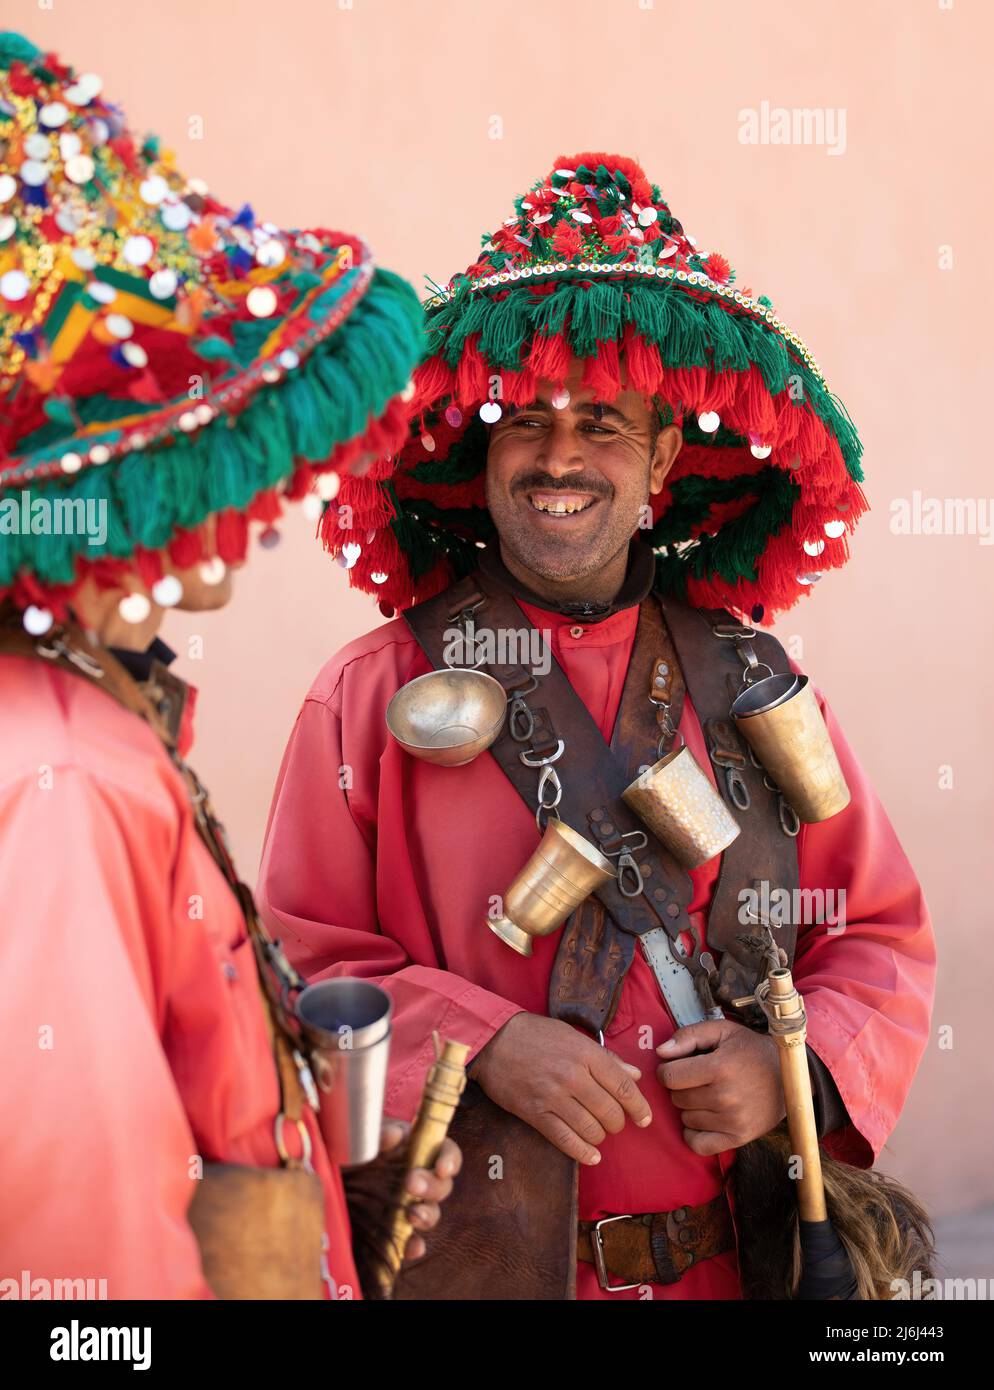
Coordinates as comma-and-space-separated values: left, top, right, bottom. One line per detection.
583, 424, 613, 435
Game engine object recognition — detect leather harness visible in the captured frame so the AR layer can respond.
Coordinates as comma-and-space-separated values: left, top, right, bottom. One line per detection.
403, 565, 802, 1291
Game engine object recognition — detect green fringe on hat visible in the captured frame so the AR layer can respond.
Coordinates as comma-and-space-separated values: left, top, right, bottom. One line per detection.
425, 278, 862, 481
0, 268, 422, 588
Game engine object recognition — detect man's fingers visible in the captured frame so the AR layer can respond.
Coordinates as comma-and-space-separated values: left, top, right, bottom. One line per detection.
433, 1136, 462, 1180
656, 1020, 726, 1059
572, 1075, 627, 1136
590, 1050, 652, 1127
404, 1233, 426, 1261
657, 1049, 722, 1091
682, 1126, 738, 1157
379, 1118, 409, 1154
676, 1108, 729, 1133
406, 1200, 441, 1232
405, 1167, 454, 1204
665, 1082, 727, 1112
534, 1109, 602, 1165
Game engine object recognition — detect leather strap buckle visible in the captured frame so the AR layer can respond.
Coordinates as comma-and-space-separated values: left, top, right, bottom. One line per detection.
591, 1215, 642, 1293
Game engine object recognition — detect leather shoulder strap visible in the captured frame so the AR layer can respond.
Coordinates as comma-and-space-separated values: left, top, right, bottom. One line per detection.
658, 599, 802, 1012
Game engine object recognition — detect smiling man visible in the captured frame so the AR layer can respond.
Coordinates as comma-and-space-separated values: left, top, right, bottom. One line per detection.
259, 153, 935, 1300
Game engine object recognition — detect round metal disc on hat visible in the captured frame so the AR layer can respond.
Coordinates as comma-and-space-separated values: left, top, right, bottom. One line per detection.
63, 83, 89, 106
151, 575, 183, 608
697, 411, 721, 433
246, 285, 278, 318
371, 571, 388, 584
823, 519, 847, 538
316, 471, 341, 501
638, 207, 658, 226
39, 102, 69, 128
278, 348, 299, 370
23, 606, 54, 637
551, 388, 571, 410
88, 118, 110, 146
0, 216, 15, 243
25, 134, 52, 158
105, 314, 134, 340
444, 405, 463, 427
256, 239, 286, 268
570, 209, 593, 223
64, 153, 95, 184
87, 280, 116, 305
71, 247, 97, 270
750, 443, 772, 459
0, 173, 16, 203
148, 268, 178, 299
160, 201, 191, 232
55, 207, 80, 233
1, 270, 30, 302
199, 558, 227, 587
194, 404, 214, 425
657, 243, 678, 259
123, 235, 154, 267
59, 452, 83, 474
479, 401, 502, 423
59, 132, 82, 160
77, 72, 104, 100
140, 175, 169, 205
185, 177, 209, 197
121, 341, 148, 368
803, 538, 826, 557
119, 592, 152, 624
88, 444, 111, 465
20, 159, 50, 187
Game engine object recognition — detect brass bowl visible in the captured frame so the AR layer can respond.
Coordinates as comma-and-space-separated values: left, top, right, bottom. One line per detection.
386, 668, 508, 767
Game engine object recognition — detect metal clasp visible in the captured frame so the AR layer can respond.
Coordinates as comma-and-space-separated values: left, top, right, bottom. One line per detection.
592, 1215, 641, 1292
604, 830, 647, 897
519, 739, 565, 831
507, 675, 539, 742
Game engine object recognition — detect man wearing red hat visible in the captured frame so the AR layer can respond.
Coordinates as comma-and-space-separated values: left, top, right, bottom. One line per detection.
259, 153, 936, 1299
0, 32, 458, 1300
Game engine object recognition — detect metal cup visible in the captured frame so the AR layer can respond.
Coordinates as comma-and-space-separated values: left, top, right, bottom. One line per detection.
622, 743, 741, 869
295, 979, 392, 1166
731, 673, 850, 822
488, 819, 616, 957
385, 668, 507, 767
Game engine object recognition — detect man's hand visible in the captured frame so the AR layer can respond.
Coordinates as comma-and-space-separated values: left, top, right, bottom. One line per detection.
470, 1012, 652, 1164
379, 1120, 462, 1261
656, 1018, 785, 1156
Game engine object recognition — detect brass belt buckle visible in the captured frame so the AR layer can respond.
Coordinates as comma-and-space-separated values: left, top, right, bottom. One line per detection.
591, 1214, 641, 1293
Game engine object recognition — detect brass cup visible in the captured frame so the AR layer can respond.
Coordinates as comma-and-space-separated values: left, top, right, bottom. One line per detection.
622, 744, 741, 869
731, 673, 850, 822
385, 668, 507, 767
488, 820, 616, 957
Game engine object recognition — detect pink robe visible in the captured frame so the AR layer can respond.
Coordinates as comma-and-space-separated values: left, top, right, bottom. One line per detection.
258, 598, 936, 1301
0, 655, 358, 1300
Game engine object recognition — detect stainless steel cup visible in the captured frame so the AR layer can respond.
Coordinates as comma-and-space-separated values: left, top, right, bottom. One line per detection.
295, 979, 392, 1166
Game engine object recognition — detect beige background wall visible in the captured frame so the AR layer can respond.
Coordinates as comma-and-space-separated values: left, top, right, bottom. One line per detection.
12, 0, 991, 1218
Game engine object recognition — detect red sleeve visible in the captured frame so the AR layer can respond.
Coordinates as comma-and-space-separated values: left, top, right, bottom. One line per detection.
791, 686, 936, 1167
258, 693, 523, 1121
0, 767, 214, 1299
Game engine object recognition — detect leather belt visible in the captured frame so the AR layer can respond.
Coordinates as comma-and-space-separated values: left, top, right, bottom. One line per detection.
577, 1194, 735, 1292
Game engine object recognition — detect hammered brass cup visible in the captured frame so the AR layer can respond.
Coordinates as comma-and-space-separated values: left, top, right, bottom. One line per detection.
386, 668, 507, 767
488, 819, 616, 957
731, 673, 850, 823
622, 744, 741, 869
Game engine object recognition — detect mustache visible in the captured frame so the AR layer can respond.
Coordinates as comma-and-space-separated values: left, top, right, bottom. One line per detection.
513, 474, 613, 499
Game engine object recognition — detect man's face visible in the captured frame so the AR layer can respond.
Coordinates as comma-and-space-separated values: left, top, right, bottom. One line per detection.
484, 358, 681, 583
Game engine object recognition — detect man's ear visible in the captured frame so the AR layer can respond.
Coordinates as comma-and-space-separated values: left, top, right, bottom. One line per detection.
649, 424, 683, 495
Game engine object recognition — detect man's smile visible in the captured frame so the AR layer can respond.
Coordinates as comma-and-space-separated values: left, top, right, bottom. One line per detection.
522, 489, 602, 520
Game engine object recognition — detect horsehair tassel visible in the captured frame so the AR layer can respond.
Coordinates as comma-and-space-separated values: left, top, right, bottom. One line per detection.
378, 1033, 470, 1297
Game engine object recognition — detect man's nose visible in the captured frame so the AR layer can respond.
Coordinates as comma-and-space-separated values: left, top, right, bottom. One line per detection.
536, 422, 586, 476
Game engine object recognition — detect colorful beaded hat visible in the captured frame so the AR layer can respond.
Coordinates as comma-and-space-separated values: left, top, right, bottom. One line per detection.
325, 151, 865, 622
0, 31, 422, 627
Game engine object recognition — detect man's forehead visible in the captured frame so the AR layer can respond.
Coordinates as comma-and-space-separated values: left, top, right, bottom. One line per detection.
524, 383, 649, 421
